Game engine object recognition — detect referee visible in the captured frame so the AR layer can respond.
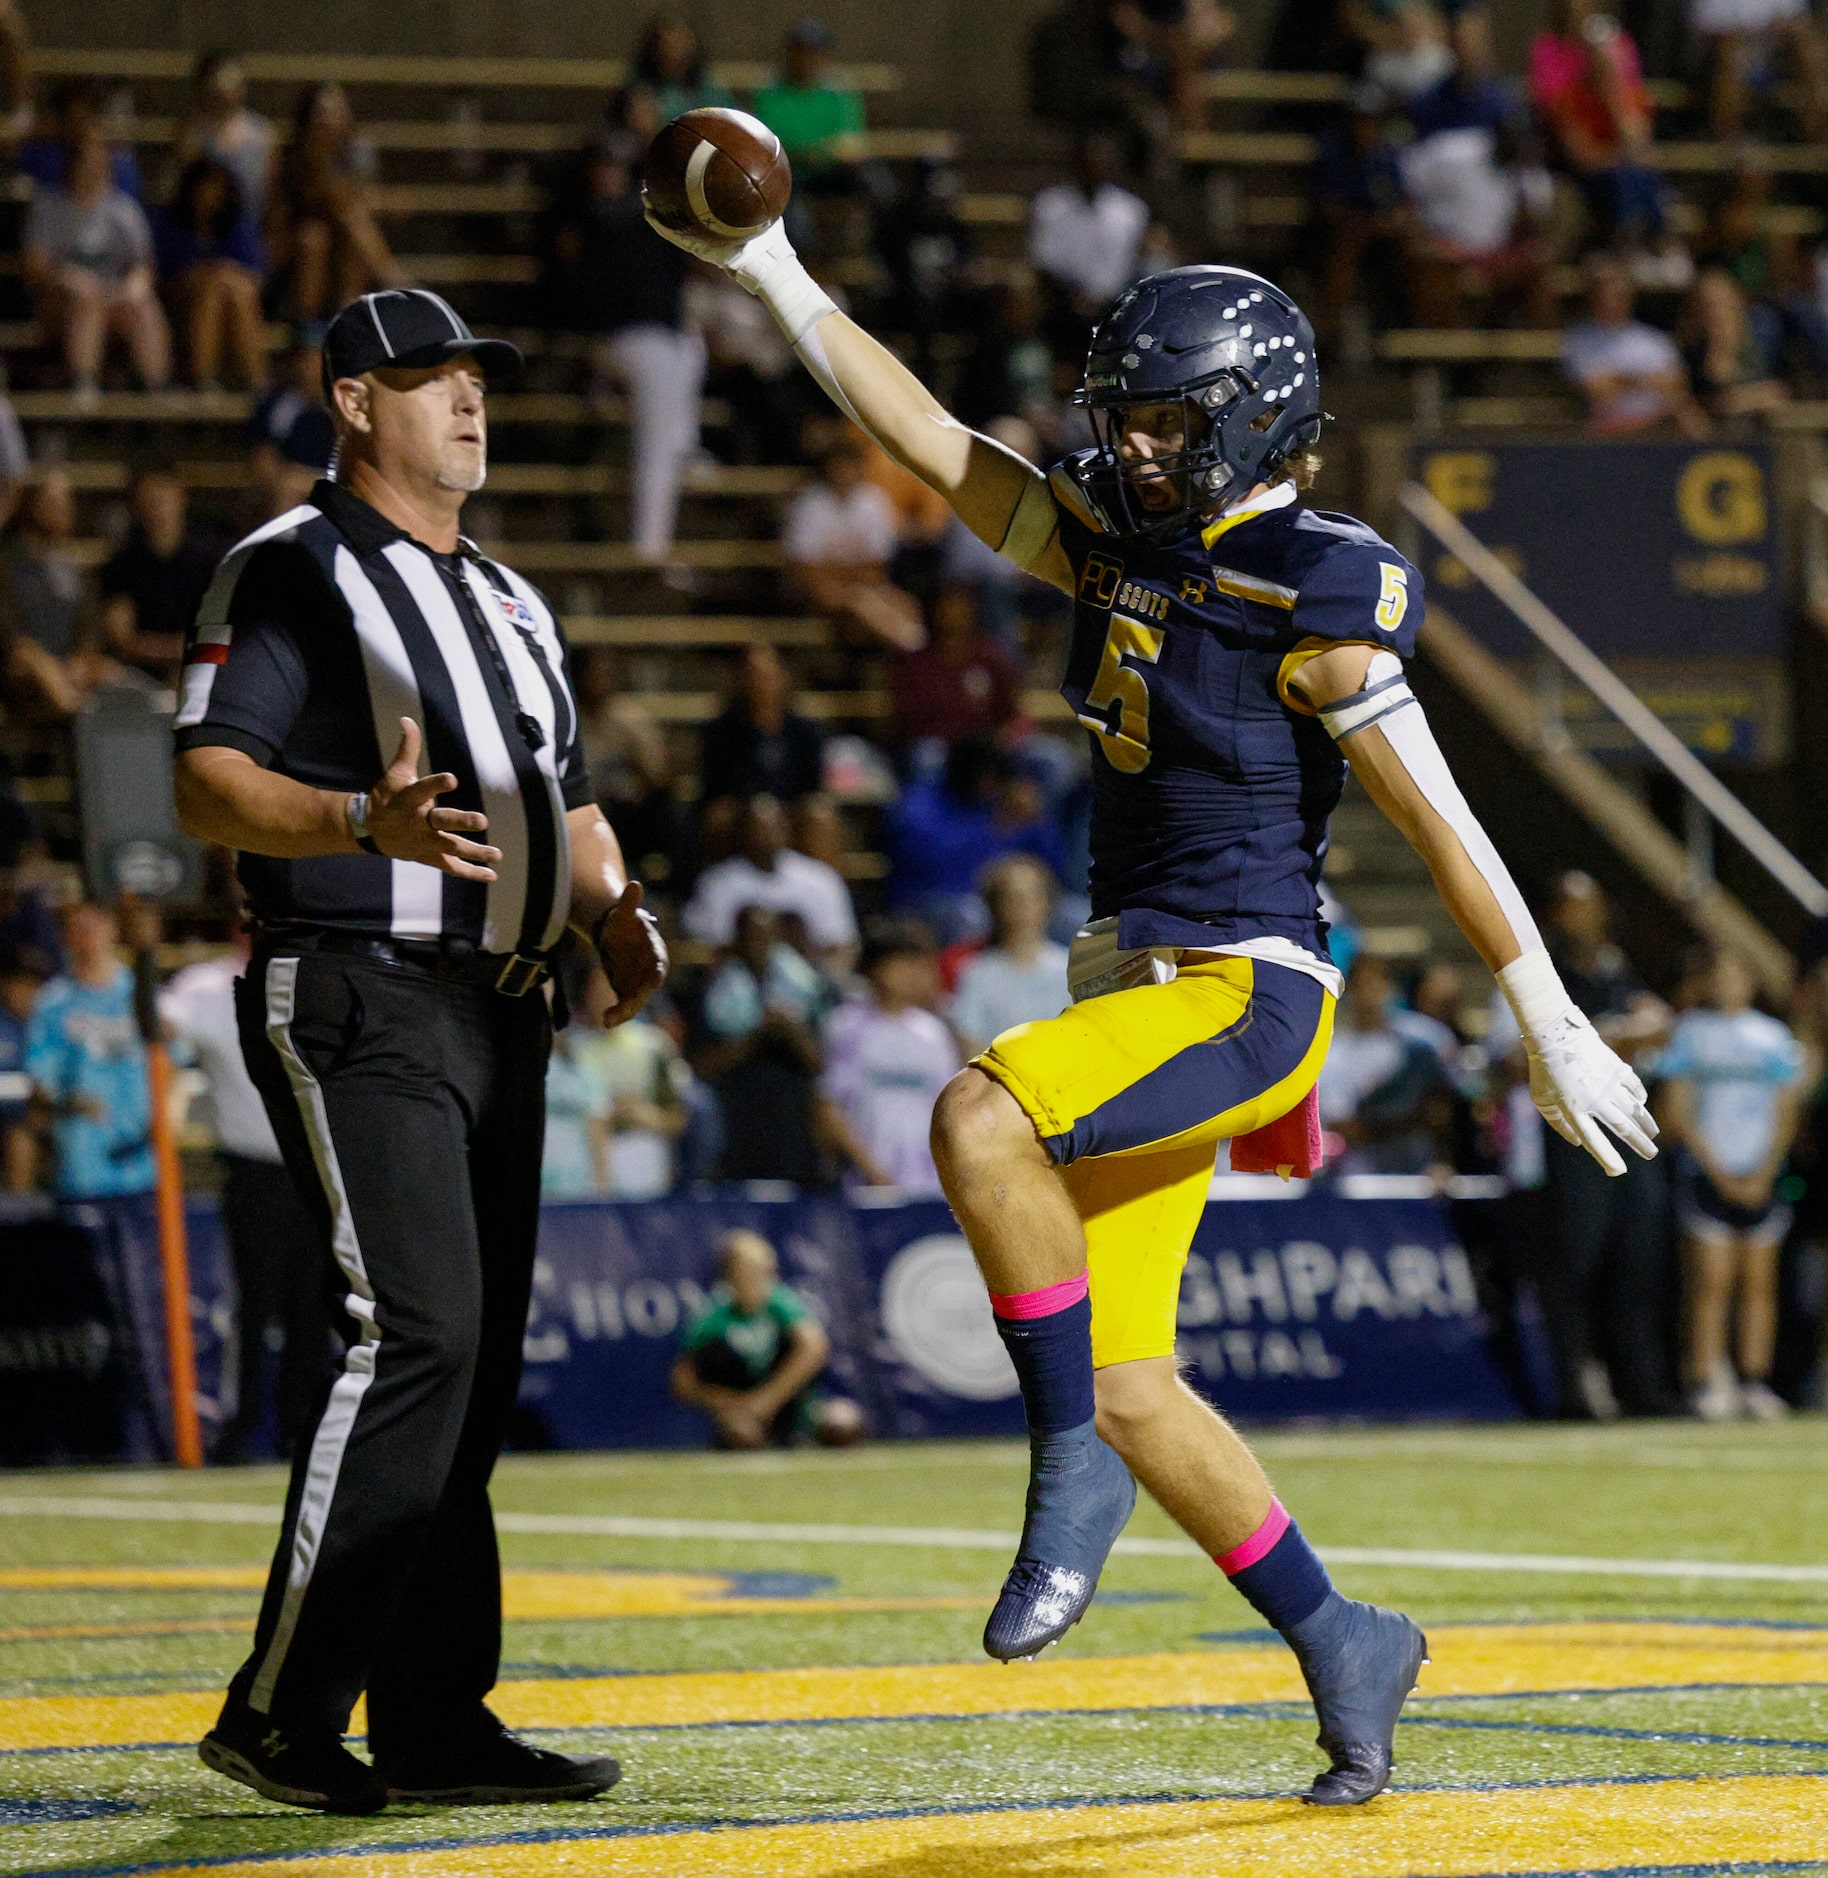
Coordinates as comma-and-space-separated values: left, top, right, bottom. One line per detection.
176, 290, 665, 1815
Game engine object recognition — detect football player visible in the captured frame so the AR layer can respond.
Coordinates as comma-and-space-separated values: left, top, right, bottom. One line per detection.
646, 210, 1657, 1804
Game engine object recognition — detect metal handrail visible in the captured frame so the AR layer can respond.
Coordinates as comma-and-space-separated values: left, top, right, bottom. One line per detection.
1400, 481, 1828, 920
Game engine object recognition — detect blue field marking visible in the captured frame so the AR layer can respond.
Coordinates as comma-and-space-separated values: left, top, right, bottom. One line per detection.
0, 1798, 138, 1823
34, 1767, 1828, 1878
1404, 1715, 1828, 1755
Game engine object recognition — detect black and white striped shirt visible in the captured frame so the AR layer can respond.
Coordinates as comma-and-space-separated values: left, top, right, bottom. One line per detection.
175, 479, 593, 954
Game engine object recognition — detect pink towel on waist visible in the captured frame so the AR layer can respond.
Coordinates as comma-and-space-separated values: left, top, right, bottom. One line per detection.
1228, 1084, 1323, 1180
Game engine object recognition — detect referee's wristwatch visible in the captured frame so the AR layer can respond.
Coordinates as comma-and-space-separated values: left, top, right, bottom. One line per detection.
347, 791, 383, 856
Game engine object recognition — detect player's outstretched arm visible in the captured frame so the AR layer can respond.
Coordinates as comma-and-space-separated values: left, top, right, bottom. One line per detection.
1291, 640, 1658, 1177
644, 213, 1071, 592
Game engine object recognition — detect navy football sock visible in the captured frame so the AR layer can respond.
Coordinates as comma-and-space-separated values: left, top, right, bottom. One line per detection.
1218, 1499, 1335, 1633
989, 1275, 1095, 1435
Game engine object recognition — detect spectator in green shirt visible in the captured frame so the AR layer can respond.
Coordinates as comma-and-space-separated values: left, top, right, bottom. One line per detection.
671, 1227, 863, 1447
752, 17, 867, 176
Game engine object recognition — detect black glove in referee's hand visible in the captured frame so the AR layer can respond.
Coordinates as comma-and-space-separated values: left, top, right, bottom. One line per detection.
365, 718, 503, 880
594, 880, 668, 1029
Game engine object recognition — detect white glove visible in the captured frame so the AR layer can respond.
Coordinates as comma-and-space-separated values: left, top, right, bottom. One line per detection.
641, 205, 834, 344
1499, 949, 1658, 1177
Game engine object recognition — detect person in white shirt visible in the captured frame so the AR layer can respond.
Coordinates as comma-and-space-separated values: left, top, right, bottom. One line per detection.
1028, 132, 1150, 318
782, 432, 923, 650
683, 794, 859, 965
160, 931, 328, 1462
819, 917, 960, 1193
1563, 255, 1706, 436
953, 854, 1068, 1057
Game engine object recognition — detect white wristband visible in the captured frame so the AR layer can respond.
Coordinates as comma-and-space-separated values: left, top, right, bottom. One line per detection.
1497, 946, 1575, 1039
742, 245, 837, 347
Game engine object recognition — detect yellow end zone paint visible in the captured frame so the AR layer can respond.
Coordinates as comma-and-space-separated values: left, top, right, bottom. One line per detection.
3, 1624, 1824, 1753
92, 1774, 1828, 1878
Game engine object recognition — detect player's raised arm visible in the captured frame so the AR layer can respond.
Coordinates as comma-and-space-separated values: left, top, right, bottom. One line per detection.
643, 189, 1069, 592
1289, 639, 1657, 1178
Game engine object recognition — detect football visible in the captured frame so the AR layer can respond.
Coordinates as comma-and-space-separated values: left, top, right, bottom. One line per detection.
641, 107, 793, 241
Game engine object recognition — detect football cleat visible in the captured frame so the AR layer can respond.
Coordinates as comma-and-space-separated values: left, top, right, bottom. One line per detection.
198, 1696, 387, 1815
984, 1419, 1136, 1662
1286, 1594, 1428, 1805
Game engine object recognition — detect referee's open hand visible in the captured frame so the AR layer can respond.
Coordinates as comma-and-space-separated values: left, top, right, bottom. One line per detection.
369, 718, 503, 880
594, 880, 668, 1028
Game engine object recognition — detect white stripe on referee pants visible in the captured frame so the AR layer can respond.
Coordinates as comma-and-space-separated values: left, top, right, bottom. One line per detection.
331, 545, 445, 940
248, 955, 381, 1716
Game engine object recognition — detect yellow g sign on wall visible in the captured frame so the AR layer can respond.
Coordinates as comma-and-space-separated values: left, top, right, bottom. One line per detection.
1675, 451, 1766, 545
1422, 451, 1495, 515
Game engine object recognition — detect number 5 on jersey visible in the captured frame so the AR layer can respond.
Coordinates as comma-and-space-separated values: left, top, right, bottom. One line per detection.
1079, 615, 1166, 774
1375, 562, 1409, 631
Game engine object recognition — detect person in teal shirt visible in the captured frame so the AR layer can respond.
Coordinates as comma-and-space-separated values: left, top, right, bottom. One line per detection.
670, 1227, 861, 1447
628, 15, 737, 126
24, 902, 153, 1199
751, 18, 866, 175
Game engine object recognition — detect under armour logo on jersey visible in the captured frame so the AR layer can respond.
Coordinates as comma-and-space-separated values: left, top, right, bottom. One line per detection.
494, 592, 540, 631
1180, 577, 1208, 605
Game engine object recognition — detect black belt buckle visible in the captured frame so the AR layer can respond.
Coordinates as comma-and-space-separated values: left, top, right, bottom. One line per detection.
494, 952, 547, 997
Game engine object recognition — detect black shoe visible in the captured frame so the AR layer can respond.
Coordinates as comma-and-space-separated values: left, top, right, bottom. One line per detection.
1286, 1594, 1428, 1806
374, 1709, 620, 1805
198, 1696, 387, 1815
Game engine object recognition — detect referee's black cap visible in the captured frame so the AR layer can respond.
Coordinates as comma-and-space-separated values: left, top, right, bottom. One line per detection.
322, 289, 524, 396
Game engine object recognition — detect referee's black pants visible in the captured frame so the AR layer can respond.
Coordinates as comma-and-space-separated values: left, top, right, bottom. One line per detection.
227, 948, 550, 1747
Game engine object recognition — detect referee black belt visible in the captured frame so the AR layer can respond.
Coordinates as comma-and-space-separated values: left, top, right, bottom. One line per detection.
261, 930, 551, 996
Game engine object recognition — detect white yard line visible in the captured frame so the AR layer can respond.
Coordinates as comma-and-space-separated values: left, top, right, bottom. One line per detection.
2, 1494, 1826, 1584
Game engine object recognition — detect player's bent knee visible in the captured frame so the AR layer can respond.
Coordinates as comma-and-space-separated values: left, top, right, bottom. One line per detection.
930, 1066, 1041, 1183
1092, 1356, 1181, 1452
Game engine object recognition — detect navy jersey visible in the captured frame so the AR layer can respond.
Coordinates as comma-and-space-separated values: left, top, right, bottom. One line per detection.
1048, 472, 1422, 958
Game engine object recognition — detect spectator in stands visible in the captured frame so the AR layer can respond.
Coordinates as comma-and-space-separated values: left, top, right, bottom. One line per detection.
23, 129, 170, 404
782, 433, 924, 652
1563, 255, 1707, 435
98, 464, 221, 687
1318, 950, 1454, 1175
629, 14, 737, 122
1530, 0, 1666, 248
543, 961, 689, 1200
753, 18, 867, 182
269, 81, 404, 325
176, 52, 277, 235
883, 735, 1067, 945
819, 917, 958, 1194
875, 159, 976, 380
1656, 944, 1804, 1420
17, 78, 143, 200
0, 470, 89, 715
161, 922, 327, 1462
1314, 84, 1408, 349
24, 902, 152, 1204
1703, 165, 1828, 382
0, 362, 30, 532
1351, 0, 1456, 101
247, 331, 334, 521
1027, 132, 1151, 340
692, 903, 831, 1185
952, 854, 1069, 1057
673, 1229, 858, 1448
1496, 870, 1674, 1419
684, 794, 859, 964
1680, 268, 1790, 418
572, 648, 688, 888
549, 131, 703, 568
953, 272, 1057, 435
700, 645, 826, 823
156, 157, 267, 391
888, 585, 1023, 758
1692, 0, 1828, 143
0, 947, 44, 1189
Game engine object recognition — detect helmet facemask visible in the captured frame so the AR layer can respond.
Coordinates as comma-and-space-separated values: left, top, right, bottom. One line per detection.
1076, 366, 1258, 542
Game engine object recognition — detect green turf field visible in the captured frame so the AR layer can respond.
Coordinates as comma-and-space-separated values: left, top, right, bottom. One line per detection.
2, 1421, 1826, 1875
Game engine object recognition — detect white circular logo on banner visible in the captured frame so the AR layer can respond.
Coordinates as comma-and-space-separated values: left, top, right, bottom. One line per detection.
881, 1234, 1019, 1401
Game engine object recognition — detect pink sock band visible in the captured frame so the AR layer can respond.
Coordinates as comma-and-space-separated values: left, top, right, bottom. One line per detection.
1215, 1498, 1291, 1576
988, 1271, 1089, 1320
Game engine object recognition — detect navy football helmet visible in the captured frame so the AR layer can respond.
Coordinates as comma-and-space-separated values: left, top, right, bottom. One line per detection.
1065, 265, 1324, 542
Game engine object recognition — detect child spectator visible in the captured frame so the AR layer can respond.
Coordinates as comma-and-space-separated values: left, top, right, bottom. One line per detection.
952, 855, 1069, 1057
269, 81, 404, 324
684, 795, 859, 965
23, 129, 170, 402
176, 52, 277, 235
1562, 255, 1705, 435
819, 917, 959, 1194
156, 157, 267, 391
887, 586, 1023, 756
1530, 1, 1665, 247
1656, 945, 1805, 1421
98, 464, 222, 685
1680, 268, 1790, 420
782, 434, 924, 651
671, 1229, 858, 1447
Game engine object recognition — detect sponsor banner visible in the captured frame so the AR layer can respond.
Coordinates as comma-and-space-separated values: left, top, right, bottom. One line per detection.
0, 1190, 1518, 1460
